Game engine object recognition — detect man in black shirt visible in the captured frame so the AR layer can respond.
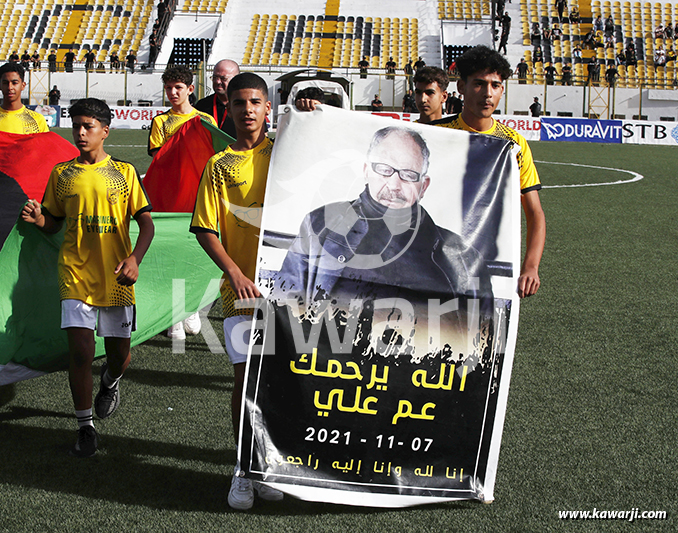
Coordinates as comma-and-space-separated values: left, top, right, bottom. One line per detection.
194, 59, 240, 139
125, 50, 136, 73
49, 85, 61, 105
358, 56, 369, 79
48, 50, 57, 72
385, 57, 396, 80
64, 49, 76, 72
370, 94, 383, 112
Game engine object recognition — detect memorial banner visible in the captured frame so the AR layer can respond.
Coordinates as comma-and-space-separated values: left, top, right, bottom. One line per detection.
241, 105, 522, 507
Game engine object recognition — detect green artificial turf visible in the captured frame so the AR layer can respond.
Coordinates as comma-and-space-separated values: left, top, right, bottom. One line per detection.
1, 139, 676, 532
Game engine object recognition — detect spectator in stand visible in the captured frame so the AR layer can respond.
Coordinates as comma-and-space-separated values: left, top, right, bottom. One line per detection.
126, 50, 137, 73
583, 30, 596, 49
157, 1, 167, 21
48, 50, 57, 72
84, 50, 96, 71
370, 94, 383, 111
605, 63, 618, 87
414, 56, 426, 71
149, 32, 159, 67
385, 57, 396, 80
49, 85, 61, 105
573, 44, 583, 60
665, 22, 674, 40
593, 15, 604, 33
616, 49, 626, 66
358, 55, 369, 79
561, 62, 573, 85
544, 62, 557, 84
531, 23, 541, 46
529, 97, 542, 117
552, 24, 562, 41
499, 13, 511, 55
655, 47, 666, 67
20, 51, 31, 71
110, 51, 121, 72
542, 24, 552, 43
587, 57, 600, 84
64, 49, 76, 73
605, 35, 616, 49
604, 15, 615, 38
31, 51, 40, 70
9, 51, 19, 63
516, 58, 529, 83
534, 45, 543, 63
404, 59, 414, 90
655, 23, 665, 39
555, 0, 567, 21
569, 6, 580, 24
626, 47, 637, 67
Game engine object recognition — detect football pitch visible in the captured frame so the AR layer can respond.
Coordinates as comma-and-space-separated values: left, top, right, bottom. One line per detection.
0, 131, 676, 532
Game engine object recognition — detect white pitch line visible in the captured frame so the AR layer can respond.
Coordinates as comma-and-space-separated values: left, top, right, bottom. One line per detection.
536, 160, 644, 188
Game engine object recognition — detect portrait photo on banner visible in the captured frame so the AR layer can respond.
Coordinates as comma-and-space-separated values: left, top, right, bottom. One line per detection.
241, 104, 523, 507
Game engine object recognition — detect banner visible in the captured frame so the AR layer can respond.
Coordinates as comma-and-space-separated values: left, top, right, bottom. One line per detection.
540, 117, 623, 143
240, 105, 521, 506
58, 106, 168, 129
621, 119, 678, 145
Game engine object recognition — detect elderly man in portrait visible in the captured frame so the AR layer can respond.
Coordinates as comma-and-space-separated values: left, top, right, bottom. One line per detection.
270, 126, 494, 352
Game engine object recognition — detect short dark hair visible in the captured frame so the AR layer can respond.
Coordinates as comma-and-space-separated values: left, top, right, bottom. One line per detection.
69, 98, 111, 127
367, 127, 430, 175
413, 66, 449, 92
226, 72, 268, 100
161, 65, 193, 86
0, 62, 25, 81
295, 87, 325, 103
455, 45, 513, 81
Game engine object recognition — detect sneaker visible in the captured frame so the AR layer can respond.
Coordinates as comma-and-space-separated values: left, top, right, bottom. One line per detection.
183, 312, 201, 335
228, 468, 254, 510
94, 363, 120, 419
167, 321, 186, 339
254, 481, 284, 501
68, 426, 98, 458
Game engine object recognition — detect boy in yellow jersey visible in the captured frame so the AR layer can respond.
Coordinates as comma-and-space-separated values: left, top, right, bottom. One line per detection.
21, 98, 155, 458
414, 51, 545, 298
0, 63, 49, 134
148, 65, 217, 156
149, 64, 216, 338
190, 72, 283, 510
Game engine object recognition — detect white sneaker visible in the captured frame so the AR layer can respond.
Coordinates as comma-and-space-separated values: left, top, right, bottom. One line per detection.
183, 312, 201, 335
228, 469, 254, 510
254, 481, 284, 501
166, 322, 186, 340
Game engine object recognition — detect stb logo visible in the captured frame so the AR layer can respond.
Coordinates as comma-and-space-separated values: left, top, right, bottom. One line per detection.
107, 188, 119, 204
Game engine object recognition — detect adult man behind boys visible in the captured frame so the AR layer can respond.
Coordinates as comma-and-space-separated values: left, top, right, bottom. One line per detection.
194, 59, 240, 139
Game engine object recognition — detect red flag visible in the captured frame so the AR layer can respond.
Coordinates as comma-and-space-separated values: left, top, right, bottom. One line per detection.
0, 131, 79, 248
144, 116, 234, 212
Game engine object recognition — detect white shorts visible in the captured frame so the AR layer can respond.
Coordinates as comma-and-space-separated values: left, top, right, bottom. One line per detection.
223, 315, 254, 365
61, 299, 136, 339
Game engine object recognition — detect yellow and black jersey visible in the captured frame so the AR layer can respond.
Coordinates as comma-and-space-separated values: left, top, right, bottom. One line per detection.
190, 137, 273, 317
147, 108, 217, 155
41, 156, 152, 307
430, 114, 541, 193
0, 106, 49, 134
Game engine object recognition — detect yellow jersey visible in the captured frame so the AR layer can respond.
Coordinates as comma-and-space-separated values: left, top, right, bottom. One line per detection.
190, 137, 273, 317
430, 115, 542, 193
41, 156, 152, 307
147, 108, 217, 155
0, 106, 49, 134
